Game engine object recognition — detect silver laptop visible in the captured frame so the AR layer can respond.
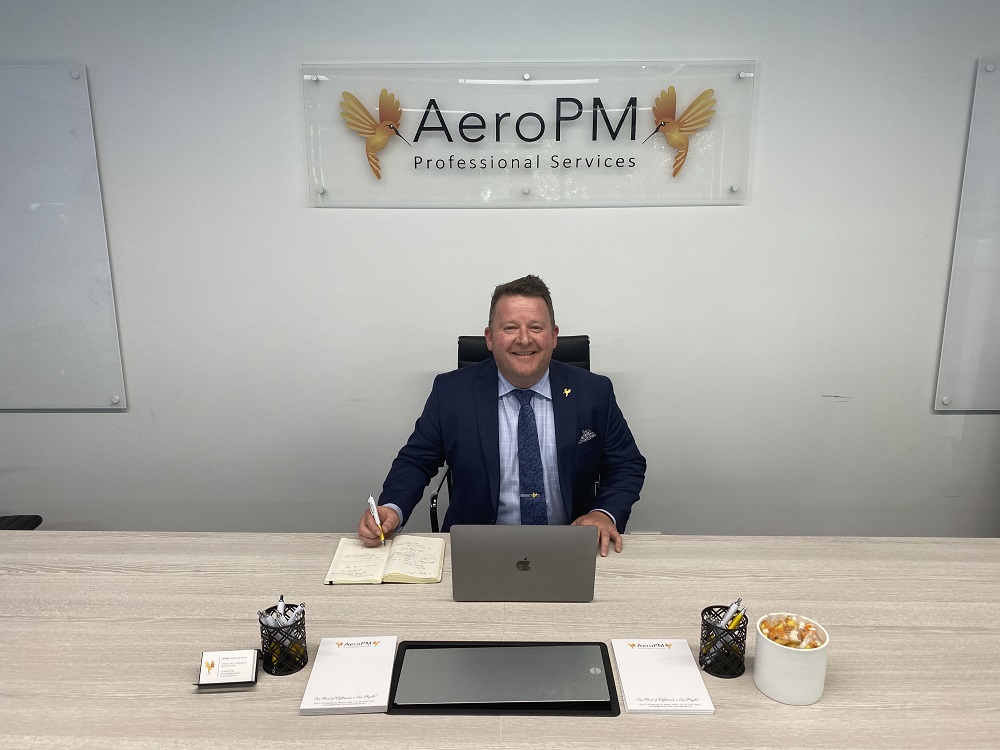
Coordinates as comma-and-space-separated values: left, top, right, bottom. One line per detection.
450, 525, 598, 602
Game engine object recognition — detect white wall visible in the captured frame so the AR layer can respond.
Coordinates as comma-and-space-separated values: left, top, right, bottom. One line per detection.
2, 0, 998, 536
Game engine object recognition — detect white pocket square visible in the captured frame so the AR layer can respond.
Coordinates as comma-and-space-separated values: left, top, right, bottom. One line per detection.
578, 429, 597, 444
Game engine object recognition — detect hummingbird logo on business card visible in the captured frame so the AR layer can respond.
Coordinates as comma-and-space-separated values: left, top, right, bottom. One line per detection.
204, 659, 215, 674
642, 86, 716, 177
340, 88, 411, 180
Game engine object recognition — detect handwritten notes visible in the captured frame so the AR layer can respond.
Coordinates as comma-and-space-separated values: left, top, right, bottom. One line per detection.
324, 536, 445, 585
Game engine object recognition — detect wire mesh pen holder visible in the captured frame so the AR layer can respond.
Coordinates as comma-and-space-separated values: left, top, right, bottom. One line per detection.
258, 604, 308, 676
699, 605, 747, 678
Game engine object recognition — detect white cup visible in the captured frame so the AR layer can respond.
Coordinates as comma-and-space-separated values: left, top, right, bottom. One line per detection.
753, 613, 829, 706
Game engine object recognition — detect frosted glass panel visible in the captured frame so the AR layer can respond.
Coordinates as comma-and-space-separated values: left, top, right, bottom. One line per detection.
302, 61, 756, 208
0, 65, 125, 410
936, 59, 1000, 411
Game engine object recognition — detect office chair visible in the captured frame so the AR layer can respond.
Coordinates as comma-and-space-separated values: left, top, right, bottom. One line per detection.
429, 335, 590, 532
0, 514, 43, 530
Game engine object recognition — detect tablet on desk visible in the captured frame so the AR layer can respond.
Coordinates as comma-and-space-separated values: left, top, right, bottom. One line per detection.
450, 524, 598, 602
388, 641, 619, 716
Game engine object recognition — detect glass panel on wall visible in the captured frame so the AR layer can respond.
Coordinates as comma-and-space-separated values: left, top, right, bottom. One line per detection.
303, 61, 756, 208
936, 59, 1000, 411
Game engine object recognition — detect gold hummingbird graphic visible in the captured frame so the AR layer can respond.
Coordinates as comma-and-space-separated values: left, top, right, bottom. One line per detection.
339, 88, 410, 180
204, 659, 215, 675
642, 87, 717, 177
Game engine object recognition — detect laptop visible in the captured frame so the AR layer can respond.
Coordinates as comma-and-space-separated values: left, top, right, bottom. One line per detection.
450, 525, 598, 602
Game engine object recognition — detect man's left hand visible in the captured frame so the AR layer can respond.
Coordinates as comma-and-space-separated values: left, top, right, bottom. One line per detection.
571, 511, 622, 556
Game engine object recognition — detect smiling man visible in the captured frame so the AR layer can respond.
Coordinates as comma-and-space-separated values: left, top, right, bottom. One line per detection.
359, 275, 646, 555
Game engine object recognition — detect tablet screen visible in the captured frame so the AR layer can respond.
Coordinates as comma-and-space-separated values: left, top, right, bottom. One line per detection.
388, 641, 619, 716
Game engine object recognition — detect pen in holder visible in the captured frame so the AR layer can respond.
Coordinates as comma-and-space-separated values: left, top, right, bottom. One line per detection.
699, 605, 747, 678
258, 600, 308, 675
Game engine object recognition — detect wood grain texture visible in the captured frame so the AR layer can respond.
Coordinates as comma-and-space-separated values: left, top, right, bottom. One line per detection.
1, 532, 997, 749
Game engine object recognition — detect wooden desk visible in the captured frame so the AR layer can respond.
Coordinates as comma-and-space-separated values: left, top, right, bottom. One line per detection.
1, 532, 997, 749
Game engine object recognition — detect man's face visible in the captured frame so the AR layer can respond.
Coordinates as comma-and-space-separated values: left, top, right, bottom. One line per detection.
485, 295, 559, 389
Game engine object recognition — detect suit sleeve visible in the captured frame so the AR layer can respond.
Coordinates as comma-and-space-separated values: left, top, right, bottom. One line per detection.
378, 376, 446, 525
592, 383, 646, 532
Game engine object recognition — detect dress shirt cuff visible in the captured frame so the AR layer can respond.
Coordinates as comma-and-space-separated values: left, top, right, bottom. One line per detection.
593, 508, 617, 528
383, 503, 405, 533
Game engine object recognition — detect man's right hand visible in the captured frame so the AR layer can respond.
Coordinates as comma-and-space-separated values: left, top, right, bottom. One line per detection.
357, 504, 400, 547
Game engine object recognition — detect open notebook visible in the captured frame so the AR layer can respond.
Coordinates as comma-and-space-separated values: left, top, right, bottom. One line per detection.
324, 536, 445, 584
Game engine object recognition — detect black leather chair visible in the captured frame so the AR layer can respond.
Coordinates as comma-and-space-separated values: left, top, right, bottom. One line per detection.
429, 335, 590, 532
457, 334, 590, 370
0, 514, 43, 530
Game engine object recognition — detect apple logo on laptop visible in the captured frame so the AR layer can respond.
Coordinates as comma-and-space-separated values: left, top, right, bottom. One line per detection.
515, 557, 531, 572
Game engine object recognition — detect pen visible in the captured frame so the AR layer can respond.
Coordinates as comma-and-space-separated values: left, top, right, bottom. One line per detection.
367, 494, 385, 546
721, 597, 742, 627
727, 609, 745, 631
700, 598, 742, 656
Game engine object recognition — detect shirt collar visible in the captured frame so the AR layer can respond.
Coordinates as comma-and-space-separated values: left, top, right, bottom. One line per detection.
497, 368, 552, 400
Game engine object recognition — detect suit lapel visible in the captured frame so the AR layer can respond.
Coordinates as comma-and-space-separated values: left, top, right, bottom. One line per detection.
474, 361, 501, 514
549, 361, 577, 521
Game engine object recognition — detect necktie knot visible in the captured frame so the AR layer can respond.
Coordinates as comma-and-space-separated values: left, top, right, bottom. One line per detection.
513, 389, 534, 407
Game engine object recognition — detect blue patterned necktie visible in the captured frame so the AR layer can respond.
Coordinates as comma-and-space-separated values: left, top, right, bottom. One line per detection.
512, 389, 548, 525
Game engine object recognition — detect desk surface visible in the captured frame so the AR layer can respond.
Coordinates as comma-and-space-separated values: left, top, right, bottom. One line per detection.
1, 532, 997, 750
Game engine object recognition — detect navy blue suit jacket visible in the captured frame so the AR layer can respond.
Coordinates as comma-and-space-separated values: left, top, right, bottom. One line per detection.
379, 358, 646, 532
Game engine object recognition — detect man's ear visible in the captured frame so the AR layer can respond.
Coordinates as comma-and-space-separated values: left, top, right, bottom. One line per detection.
484, 326, 493, 352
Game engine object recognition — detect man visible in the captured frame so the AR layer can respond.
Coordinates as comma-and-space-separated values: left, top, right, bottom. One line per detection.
358, 275, 645, 556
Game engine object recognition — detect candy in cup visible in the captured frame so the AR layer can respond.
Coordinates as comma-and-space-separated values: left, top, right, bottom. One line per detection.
753, 612, 830, 705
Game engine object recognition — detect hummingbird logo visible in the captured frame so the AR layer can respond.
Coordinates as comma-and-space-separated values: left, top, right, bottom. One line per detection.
340, 88, 410, 180
642, 87, 717, 177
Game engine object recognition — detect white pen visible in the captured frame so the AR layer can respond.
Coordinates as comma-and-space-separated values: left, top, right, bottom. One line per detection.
367, 494, 385, 546
280, 602, 301, 626
259, 608, 278, 628
721, 597, 742, 627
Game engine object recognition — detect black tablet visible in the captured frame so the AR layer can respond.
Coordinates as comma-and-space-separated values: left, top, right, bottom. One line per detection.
388, 640, 620, 716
